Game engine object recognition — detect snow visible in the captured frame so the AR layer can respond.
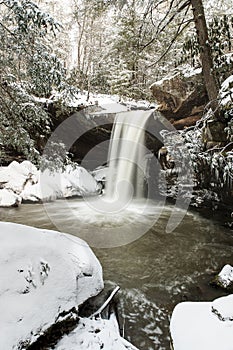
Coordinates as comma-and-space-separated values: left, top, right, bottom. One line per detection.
91, 166, 108, 182
0, 189, 22, 207
212, 295, 233, 321
219, 75, 233, 106
50, 89, 155, 114
215, 264, 233, 289
0, 222, 103, 349
0, 161, 100, 206
170, 295, 233, 350
54, 315, 139, 350
0, 160, 38, 194
22, 165, 101, 202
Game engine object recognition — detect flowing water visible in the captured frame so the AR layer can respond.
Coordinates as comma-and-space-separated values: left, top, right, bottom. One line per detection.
1, 200, 233, 349
106, 110, 152, 200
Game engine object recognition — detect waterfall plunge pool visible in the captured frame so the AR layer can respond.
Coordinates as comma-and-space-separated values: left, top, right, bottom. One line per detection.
1, 198, 233, 350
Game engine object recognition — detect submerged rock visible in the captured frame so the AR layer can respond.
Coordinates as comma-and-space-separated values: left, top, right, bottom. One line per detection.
0, 222, 103, 349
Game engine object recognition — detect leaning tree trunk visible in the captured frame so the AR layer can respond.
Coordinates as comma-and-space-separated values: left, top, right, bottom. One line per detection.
190, 0, 219, 111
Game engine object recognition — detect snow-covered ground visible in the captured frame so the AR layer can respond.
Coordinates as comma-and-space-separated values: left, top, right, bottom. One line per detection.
170, 294, 233, 350
0, 222, 103, 349
36, 89, 156, 114
0, 161, 100, 207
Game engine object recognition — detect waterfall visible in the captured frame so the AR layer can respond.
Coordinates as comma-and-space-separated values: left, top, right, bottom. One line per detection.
105, 110, 153, 202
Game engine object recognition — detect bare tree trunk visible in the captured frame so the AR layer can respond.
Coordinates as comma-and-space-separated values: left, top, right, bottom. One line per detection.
190, 0, 219, 107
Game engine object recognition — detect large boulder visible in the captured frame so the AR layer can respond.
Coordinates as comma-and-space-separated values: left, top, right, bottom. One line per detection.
0, 161, 101, 206
150, 67, 208, 128
0, 222, 103, 349
170, 294, 233, 350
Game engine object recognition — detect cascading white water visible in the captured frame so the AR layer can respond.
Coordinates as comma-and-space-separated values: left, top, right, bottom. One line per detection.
105, 110, 153, 201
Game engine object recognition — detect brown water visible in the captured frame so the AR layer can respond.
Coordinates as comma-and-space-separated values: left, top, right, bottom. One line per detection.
1, 199, 233, 349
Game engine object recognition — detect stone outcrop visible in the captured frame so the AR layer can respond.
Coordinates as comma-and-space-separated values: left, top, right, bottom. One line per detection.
150, 67, 208, 128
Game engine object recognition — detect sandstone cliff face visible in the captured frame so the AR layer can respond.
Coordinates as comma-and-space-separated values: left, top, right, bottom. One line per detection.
150, 68, 208, 129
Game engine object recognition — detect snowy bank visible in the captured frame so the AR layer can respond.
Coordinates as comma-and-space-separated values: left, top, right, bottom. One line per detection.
170, 294, 233, 350
54, 315, 139, 350
0, 222, 103, 349
0, 161, 100, 207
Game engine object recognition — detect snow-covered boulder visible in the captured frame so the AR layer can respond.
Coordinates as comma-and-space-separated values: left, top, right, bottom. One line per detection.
211, 264, 233, 290
54, 316, 139, 350
0, 160, 38, 194
0, 189, 22, 207
212, 294, 233, 322
0, 161, 100, 206
22, 165, 101, 202
0, 222, 103, 349
170, 295, 233, 350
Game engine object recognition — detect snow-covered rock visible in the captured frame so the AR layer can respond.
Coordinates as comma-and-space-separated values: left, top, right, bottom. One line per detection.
170, 295, 233, 350
92, 166, 108, 183
22, 165, 101, 202
0, 160, 38, 194
212, 294, 233, 322
0, 161, 100, 206
0, 189, 22, 207
212, 264, 233, 290
0, 222, 103, 349
150, 65, 207, 127
54, 316, 139, 350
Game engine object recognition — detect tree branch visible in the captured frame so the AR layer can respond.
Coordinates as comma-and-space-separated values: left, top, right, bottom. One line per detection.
147, 14, 192, 68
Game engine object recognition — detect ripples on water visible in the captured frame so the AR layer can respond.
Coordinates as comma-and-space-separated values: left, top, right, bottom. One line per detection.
1, 198, 233, 349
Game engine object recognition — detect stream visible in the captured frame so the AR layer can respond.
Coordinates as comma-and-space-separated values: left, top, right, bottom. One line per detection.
1, 198, 233, 349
